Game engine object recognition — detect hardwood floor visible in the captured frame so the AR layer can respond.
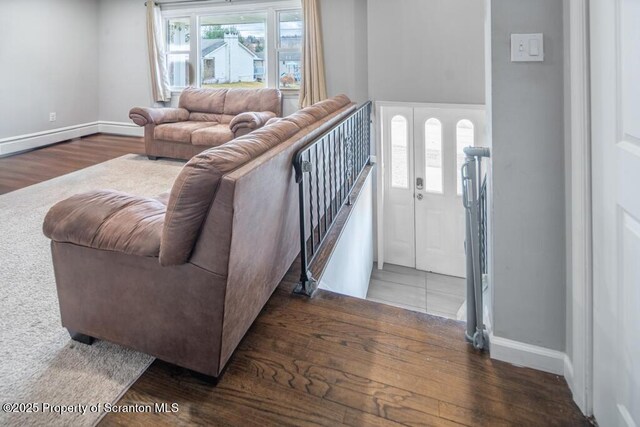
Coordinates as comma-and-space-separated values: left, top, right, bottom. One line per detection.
2, 136, 587, 426
0, 134, 143, 195
102, 261, 587, 426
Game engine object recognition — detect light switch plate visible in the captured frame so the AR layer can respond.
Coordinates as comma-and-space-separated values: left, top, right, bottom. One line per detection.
511, 33, 544, 62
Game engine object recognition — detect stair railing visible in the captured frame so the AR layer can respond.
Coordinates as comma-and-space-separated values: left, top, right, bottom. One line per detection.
292, 102, 372, 297
462, 146, 491, 350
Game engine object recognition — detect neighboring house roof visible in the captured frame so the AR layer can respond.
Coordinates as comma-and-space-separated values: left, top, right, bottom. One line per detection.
201, 38, 259, 59
201, 39, 226, 57
238, 42, 259, 59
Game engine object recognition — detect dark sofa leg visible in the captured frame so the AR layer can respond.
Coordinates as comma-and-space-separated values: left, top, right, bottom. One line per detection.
191, 371, 219, 386
68, 329, 94, 345
148, 155, 158, 161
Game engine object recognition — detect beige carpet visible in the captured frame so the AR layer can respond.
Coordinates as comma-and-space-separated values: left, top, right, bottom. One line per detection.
0, 154, 184, 426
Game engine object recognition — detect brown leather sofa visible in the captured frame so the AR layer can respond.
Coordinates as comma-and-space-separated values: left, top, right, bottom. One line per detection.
129, 87, 282, 160
43, 95, 356, 378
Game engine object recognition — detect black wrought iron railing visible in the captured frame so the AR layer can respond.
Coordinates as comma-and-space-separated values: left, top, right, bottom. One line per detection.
292, 101, 372, 297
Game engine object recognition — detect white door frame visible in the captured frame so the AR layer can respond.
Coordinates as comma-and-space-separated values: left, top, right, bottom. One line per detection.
374, 101, 485, 270
566, 0, 593, 416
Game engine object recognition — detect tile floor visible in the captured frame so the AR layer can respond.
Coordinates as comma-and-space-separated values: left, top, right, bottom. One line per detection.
366, 263, 466, 319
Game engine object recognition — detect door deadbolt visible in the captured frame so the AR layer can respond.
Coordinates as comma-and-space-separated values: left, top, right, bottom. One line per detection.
416, 193, 424, 200
416, 177, 424, 190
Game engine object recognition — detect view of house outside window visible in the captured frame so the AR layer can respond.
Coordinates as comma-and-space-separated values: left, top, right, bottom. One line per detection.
165, 6, 302, 91
200, 13, 267, 89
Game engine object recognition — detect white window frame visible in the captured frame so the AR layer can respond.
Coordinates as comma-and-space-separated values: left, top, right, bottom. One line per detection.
165, 16, 191, 89
161, 0, 301, 93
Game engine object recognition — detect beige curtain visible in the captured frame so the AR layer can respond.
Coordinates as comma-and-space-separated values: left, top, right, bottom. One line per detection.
146, 1, 171, 103
298, 0, 327, 108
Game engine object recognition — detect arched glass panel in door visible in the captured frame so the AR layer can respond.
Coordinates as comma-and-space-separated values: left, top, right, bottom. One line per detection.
390, 115, 409, 188
424, 118, 443, 193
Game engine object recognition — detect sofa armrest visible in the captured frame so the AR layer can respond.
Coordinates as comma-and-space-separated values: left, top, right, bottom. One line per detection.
43, 190, 167, 257
229, 111, 277, 135
129, 107, 190, 127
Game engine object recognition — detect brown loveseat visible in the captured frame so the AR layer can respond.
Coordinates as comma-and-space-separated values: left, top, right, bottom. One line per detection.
129, 87, 282, 160
43, 95, 356, 378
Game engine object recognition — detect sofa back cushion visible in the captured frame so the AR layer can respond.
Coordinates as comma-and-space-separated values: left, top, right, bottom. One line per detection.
223, 89, 282, 117
178, 87, 282, 117
160, 94, 351, 266
179, 87, 227, 114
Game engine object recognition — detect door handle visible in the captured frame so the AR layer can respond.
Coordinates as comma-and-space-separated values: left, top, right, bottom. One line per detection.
416, 177, 424, 190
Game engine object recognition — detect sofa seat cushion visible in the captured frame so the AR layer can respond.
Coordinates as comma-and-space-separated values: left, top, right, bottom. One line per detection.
191, 124, 235, 147
43, 190, 166, 257
154, 122, 218, 144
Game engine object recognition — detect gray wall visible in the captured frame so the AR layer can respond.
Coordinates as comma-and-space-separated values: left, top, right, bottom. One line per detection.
367, 0, 485, 104
489, 0, 566, 350
98, 0, 154, 123
0, 0, 99, 139
321, 0, 369, 104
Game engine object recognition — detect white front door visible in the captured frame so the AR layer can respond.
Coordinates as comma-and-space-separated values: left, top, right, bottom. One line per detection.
591, 0, 640, 425
382, 104, 484, 277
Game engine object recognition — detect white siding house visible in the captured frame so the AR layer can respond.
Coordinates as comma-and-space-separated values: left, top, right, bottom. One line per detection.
202, 33, 258, 84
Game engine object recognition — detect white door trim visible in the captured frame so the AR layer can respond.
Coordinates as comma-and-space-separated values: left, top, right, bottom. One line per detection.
375, 102, 385, 269
566, 0, 593, 416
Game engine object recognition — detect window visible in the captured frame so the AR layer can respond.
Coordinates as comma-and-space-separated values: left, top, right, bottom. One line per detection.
277, 10, 302, 90
166, 17, 190, 88
164, 2, 302, 91
199, 13, 267, 89
456, 119, 475, 194
391, 115, 409, 188
424, 118, 443, 194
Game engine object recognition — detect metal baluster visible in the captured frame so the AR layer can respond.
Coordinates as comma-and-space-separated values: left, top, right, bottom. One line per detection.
328, 132, 334, 221
307, 150, 315, 257
323, 138, 329, 237
357, 111, 362, 169
336, 128, 344, 206
350, 120, 355, 186
314, 144, 321, 250
334, 130, 340, 217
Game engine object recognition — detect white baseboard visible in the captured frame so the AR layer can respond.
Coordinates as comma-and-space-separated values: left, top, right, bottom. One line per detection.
0, 121, 143, 157
98, 121, 144, 137
0, 122, 100, 156
489, 334, 565, 375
